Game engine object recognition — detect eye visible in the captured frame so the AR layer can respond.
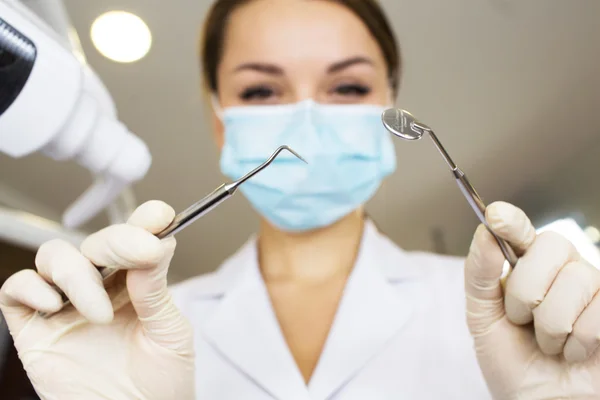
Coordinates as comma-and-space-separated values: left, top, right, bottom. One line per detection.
332, 84, 371, 97
239, 85, 277, 102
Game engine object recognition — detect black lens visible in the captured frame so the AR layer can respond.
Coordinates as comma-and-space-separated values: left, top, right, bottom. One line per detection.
0, 48, 17, 68
0, 17, 37, 115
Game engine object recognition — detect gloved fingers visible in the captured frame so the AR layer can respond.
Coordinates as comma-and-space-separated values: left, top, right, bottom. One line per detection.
485, 201, 537, 254
35, 239, 114, 324
126, 200, 176, 234
80, 224, 165, 270
127, 238, 192, 353
79, 200, 175, 269
465, 224, 506, 300
126, 236, 176, 315
124, 201, 190, 352
464, 224, 506, 337
0, 269, 62, 336
564, 290, 600, 363
504, 231, 580, 325
531, 260, 600, 356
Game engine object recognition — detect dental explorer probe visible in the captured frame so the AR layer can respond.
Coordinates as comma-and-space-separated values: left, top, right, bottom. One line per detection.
39, 145, 307, 319
381, 109, 519, 272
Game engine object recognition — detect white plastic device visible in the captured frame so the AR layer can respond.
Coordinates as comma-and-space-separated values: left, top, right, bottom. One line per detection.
0, 0, 151, 228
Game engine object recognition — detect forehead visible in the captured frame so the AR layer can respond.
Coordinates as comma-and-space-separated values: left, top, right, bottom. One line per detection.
221, 0, 384, 67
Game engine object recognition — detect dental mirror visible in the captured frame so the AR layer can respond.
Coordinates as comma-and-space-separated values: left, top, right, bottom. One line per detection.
380, 107, 520, 272
381, 108, 431, 141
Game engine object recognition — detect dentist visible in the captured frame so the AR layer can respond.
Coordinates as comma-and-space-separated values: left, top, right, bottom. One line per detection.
1, 0, 599, 399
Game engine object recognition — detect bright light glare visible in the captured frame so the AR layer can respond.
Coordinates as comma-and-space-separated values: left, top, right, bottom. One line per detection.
584, 226, 600, 243
537, 219, 600, 269
91, 11, 152, 63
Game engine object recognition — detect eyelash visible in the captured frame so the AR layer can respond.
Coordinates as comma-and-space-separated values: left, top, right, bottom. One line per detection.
238, 84, 372, 101
331, 84, 371, 97
239, 85, 275, 101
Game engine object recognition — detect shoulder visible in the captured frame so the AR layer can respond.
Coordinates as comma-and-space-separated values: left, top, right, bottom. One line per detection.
405, 250, 467, 306
168, 235, 256, 317
371, 228, 467, 304
169, 272, 220, 314
374, 227, 466, 283
407, 250, 466, 287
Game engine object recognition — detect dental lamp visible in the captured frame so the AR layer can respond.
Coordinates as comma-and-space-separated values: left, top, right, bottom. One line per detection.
0, 0, 151, 229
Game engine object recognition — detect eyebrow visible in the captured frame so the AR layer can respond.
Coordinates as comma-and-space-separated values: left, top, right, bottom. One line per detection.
233, 62, 284, 75
327, 56, 374, 74
232, 56, 374, 76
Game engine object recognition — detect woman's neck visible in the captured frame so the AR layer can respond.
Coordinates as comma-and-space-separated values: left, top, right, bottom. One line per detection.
257, 209, 366, 284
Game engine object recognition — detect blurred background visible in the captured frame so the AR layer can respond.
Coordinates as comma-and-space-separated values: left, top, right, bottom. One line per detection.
1, 0, 600, 397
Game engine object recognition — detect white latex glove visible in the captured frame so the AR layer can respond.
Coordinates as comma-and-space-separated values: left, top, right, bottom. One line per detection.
0, 200, 194, 400
465, 201, 600, 399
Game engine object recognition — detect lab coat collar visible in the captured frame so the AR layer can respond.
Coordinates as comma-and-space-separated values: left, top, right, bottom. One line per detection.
202, 220, 420, 400
202, 220, 418, 295
307, 221, 420, 399
203, 234, 310, 400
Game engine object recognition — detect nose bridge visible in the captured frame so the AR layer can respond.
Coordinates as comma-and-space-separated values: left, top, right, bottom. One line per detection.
293, 99, 326, 155
294, 84, 317, 102
297, 98, 316, 133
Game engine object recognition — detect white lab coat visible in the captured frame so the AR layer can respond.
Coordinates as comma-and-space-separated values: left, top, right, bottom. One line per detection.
170, 220, 493, 399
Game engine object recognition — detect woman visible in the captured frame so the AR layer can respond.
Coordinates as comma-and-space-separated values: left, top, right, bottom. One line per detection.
1, 0, 599, 398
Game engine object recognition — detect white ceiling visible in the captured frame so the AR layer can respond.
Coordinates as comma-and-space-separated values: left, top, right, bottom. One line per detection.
2, 0, 600, 281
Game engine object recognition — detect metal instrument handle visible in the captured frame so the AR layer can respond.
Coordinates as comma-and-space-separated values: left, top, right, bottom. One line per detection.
454, 170, 518, 268
38, 185, 232, 318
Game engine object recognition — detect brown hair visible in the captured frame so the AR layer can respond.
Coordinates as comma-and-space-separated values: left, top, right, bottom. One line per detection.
200, 0, 401, 96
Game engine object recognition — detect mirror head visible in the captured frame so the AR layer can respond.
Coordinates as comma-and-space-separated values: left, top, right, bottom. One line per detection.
381, 108, 431, 140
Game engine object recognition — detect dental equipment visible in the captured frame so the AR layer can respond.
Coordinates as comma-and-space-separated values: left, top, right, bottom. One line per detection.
381, 108, 519, 271
0, 0, 150, 229
39, 145, 307, 318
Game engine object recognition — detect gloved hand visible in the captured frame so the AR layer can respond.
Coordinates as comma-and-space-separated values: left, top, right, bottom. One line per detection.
0, 200, 194, 400
465, 201, 600, 399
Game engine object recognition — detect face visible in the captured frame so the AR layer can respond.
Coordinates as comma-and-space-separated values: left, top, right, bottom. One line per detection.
211, 0, 391, 147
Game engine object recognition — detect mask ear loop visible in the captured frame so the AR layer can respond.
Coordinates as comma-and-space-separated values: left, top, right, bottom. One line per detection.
210, 93, 224, 120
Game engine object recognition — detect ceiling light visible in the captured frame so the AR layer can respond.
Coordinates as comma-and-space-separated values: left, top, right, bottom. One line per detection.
90, 11, 152, 63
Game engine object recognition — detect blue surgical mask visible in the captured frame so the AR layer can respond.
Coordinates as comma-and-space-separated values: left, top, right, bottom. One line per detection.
217, 99, 397, 232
